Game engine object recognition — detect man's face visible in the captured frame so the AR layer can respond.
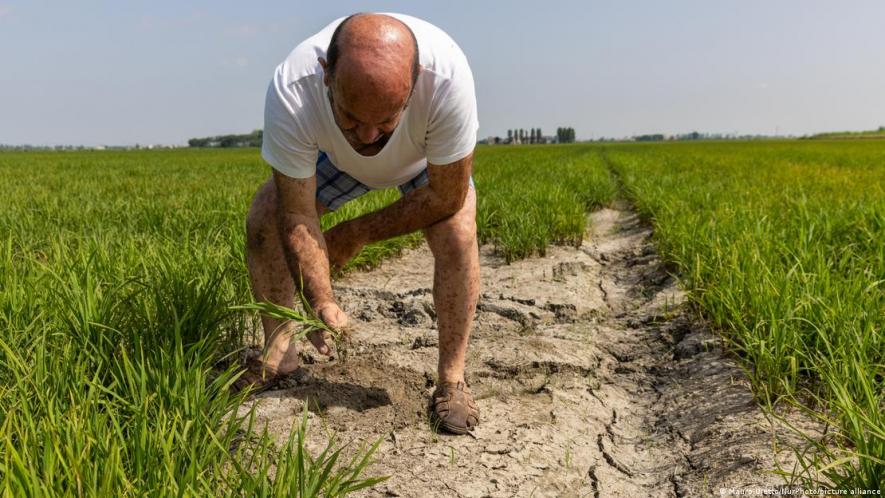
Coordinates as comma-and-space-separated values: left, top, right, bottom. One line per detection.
326, 76, 411, 156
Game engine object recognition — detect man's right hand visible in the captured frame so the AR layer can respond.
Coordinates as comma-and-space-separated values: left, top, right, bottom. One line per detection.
309, 301, 349, 356
272, 170, 344, 357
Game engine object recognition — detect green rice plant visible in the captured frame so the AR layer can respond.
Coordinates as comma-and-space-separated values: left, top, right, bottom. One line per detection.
0, 149, 389, 496
603, 140, 884, 490
222, 408, 388, 497
0, 145, 614, 496
474, 145, 617, 262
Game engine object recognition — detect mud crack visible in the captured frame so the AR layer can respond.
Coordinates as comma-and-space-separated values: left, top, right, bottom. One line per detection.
238, 204, 823, 497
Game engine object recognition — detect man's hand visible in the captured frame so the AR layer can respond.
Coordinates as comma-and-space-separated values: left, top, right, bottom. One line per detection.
308, 301, 349, 355
273, 170, 340, 357
323, 222, 366, 272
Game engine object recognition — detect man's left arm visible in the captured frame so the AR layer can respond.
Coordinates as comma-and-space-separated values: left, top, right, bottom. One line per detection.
324, 152, 473, 269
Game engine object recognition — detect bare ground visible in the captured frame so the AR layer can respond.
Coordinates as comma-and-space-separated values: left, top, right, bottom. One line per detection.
240, 205, 822, 497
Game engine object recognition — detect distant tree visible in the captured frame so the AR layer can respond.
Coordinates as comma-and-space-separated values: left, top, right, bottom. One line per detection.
537, 128, 544, 143
188, 129, 262, 148
634, 134, 664, 142
556, 127, 575, 144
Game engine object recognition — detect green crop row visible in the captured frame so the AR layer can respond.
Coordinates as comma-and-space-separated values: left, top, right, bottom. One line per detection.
0, 146, 614, 496
603, 141, 884, 490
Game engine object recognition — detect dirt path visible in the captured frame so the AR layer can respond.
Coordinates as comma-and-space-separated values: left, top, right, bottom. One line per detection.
242, 205, 820, 497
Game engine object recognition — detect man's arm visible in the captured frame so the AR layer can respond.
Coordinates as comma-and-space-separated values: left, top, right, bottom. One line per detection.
273, 170, 346, 353
324, 152, 474, 269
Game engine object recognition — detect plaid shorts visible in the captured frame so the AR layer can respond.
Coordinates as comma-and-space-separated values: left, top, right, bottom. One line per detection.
315, 151, 474, 211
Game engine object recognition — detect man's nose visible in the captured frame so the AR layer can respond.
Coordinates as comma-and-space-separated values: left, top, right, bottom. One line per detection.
356, 125, 381, 144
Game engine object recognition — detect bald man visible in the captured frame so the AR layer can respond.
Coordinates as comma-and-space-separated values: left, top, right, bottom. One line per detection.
241, 13, 480, 434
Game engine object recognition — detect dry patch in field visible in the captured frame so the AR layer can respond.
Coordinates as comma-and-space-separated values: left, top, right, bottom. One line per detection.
241, 206, 823, 497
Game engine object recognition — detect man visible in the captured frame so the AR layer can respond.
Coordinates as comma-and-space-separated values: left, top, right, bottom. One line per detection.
241, 13, 481, 434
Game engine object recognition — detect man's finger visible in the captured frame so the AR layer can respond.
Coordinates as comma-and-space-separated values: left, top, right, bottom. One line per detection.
307, 329, 331, 355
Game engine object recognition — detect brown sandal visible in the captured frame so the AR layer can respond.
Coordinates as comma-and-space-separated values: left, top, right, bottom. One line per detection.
431, 381, 480, 435
231, 356, 282, 395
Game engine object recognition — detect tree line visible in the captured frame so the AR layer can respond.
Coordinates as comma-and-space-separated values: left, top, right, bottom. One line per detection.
188, 130, 263, 148
556, 127, 576, 144
498, 127, 576, 144
506, 128, 546, 144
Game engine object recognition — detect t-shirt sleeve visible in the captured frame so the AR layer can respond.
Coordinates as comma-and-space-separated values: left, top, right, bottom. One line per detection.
425, 67, 480, 165
260, 77, 317, 178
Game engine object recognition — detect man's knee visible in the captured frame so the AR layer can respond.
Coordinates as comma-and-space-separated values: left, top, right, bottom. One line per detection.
426, 203, 477, 258
442, 215, 477, 250
246, 180, 278, 252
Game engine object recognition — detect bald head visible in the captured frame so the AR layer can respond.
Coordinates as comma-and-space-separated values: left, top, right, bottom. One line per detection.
325, 14, 419, 101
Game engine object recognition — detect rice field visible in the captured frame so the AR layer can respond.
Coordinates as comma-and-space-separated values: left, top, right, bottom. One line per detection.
0, 141, 882, 493
0, 146, 614, 496
603, 141, 884, 489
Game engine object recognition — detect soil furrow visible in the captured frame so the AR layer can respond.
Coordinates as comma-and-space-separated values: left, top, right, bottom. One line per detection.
241, 205, 821, 497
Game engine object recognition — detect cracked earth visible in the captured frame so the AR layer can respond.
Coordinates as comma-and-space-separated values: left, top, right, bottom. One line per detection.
240, 205, 822, 497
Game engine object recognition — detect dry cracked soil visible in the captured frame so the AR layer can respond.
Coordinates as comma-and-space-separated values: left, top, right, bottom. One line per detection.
239, 205, 824, 497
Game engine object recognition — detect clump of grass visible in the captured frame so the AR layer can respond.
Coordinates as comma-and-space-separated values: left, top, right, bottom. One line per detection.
224, 408, 388, 496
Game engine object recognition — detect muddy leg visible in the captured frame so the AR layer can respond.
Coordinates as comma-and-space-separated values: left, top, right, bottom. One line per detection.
423, 187, 479, 383
245, 178, 328, 373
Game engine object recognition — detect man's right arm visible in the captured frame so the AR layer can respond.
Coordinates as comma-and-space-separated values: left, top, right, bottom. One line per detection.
272, 169, 347, 354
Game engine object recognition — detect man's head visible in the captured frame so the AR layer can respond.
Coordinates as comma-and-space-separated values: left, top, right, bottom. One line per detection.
318, 13, 420, 152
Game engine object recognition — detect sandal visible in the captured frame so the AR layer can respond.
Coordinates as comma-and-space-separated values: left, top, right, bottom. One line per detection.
231, 356, 283, 395
431, 381, 480, 435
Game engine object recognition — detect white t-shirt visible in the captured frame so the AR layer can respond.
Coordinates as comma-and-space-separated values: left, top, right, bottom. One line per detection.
261, 13, 479, 189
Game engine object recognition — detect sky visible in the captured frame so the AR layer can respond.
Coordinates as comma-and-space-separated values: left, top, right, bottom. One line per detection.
2, 0, 885, 146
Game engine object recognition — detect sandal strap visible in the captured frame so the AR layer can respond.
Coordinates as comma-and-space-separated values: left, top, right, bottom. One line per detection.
432, 381, 480, 434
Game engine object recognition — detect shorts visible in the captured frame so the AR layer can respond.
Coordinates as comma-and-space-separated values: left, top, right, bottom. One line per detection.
315, 151, 474, 211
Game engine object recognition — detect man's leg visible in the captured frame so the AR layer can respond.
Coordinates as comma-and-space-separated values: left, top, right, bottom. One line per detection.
422, 187, 480, 384
245, 177, 329, 374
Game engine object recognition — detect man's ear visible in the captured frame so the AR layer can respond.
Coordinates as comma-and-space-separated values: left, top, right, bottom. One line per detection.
318, 57, 331, 86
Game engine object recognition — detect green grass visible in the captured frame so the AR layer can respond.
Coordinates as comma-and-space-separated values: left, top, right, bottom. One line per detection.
0, 146, 613, 496
474, 145, 617, 262
3, 142, 882, 491
602, 140, 884, 490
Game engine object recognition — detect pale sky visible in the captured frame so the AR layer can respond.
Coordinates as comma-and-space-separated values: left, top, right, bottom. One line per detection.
2, 0, 884, 145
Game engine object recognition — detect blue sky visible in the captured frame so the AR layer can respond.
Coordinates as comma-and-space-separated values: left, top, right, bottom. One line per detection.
2, 0, 884, 145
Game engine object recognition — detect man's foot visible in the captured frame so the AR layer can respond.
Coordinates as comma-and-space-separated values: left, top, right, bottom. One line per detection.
231, 356, 284, 395
430, 381, 480, 435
